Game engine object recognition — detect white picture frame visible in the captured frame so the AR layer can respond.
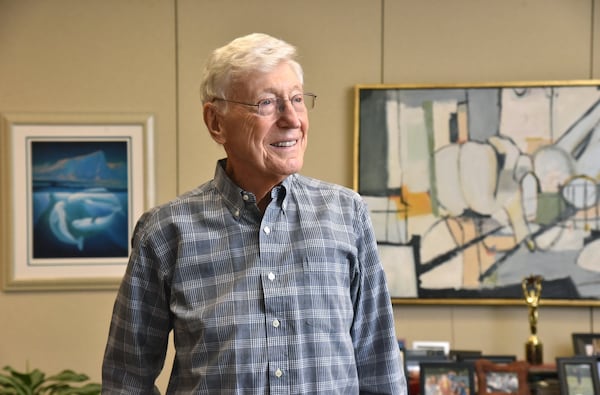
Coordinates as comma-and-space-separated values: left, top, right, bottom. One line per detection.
412, 340, 450, 356
1, 112, 154, 290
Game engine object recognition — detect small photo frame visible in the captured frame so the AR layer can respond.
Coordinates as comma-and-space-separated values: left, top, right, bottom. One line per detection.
474, 359, 530, 395
413, 340, 450, 356
572, 333, 600, 356
556, 356, 600, 395
420, 361, 475, 395
449, 350, 482, 362
404, 348, 448, 377
1, 112, 154, 290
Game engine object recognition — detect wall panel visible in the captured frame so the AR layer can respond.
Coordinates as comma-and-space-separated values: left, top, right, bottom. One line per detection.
176, 0, 382, 192
383, 0, 592, 83
0, 0, 177, 384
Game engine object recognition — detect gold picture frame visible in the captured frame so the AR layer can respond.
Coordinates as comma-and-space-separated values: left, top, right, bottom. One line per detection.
354, 81, 600, 305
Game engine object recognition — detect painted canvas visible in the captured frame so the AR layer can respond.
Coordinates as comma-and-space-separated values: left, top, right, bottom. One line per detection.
31, 141, 129, 259
354, 82, 600, 304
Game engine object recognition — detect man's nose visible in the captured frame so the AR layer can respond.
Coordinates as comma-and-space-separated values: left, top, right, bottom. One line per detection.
277, 98, 296, 114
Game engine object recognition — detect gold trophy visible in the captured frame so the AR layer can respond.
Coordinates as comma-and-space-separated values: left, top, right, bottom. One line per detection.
522, 275, 543, 365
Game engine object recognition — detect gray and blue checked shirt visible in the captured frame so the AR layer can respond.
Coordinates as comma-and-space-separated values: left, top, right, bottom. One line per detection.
102, 160, 406, 394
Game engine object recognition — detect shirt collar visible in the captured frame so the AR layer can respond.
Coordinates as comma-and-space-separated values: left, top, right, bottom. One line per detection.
213, 159, 292, 219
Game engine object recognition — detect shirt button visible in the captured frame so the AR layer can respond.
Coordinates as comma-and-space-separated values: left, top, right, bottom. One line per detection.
263, 226, 271, 234
242, 194, 249, 201
272, 319, 280, 328
275, 369, 283, 378
268, 272, 275, 281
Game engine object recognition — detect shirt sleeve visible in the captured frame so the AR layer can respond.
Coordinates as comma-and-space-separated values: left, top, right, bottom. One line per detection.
102, 211, 172, 394
350, 199, 408, 395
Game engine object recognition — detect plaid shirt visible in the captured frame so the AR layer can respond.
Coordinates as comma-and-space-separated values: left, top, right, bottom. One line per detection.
102, 160, 406, 395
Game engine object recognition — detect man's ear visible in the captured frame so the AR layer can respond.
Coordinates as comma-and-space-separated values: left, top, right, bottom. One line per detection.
203, 103, 226, 144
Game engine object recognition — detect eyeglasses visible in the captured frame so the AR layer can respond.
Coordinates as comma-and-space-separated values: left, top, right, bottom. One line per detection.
212, 93, 317, 116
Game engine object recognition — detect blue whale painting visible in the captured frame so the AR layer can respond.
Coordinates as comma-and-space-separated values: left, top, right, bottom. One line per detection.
31, 141, 129, 259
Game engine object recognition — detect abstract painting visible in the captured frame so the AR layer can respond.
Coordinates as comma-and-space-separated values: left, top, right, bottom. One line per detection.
354, 81, 600, 305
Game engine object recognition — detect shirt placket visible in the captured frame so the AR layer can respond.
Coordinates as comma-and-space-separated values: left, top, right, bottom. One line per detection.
259, 202, 291, 395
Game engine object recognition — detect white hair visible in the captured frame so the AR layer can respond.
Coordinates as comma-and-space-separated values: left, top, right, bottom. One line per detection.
199, 33, 304, 104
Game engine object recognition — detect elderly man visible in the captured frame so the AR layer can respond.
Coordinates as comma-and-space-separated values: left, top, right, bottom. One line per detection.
102, 32, 406, 395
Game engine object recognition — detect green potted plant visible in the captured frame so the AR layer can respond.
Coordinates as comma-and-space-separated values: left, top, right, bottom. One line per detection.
0, 365, 101, 395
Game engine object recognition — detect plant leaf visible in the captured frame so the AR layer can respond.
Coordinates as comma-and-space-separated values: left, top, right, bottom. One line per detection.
0, 367, 35, 395
44, 371, 88, 384
56, 383, 101, 395
0, 387, 20, 395
0, 367, 99, 395
0, 373, 26, 394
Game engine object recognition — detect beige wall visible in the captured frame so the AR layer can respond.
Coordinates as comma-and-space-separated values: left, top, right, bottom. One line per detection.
1, 0, 599, 391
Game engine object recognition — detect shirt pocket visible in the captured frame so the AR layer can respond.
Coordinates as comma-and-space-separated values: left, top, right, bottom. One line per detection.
300, 258, 354, 333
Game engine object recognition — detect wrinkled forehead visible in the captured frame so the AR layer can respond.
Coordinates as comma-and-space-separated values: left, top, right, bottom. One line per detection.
226, 62, 303, 98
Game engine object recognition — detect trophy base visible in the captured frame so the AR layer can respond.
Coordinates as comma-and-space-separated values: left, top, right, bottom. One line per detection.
525, 342, 543, 365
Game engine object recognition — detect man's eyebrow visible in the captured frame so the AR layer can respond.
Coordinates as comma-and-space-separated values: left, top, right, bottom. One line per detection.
259, 87, 304, 96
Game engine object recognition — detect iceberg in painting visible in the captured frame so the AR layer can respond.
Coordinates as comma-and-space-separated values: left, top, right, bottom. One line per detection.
33, 149, 127, 190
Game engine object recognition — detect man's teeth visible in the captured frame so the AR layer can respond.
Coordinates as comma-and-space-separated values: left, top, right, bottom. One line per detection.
272, 140, 296, 147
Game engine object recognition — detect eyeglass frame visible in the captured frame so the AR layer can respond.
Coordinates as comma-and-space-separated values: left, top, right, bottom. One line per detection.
211, 92, 317, 116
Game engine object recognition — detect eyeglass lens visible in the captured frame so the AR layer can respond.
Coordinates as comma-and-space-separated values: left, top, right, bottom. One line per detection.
258, 94, 316, 116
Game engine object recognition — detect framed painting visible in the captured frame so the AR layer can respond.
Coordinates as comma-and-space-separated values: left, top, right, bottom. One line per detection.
0, 112, 154, 290
420, 361, 475, 395
572, 333, 600, 356
556, 356, 600, 395
474, 359, 529, 395
354, 81, 600, 305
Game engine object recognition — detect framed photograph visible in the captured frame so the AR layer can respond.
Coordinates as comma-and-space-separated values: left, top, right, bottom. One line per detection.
449, 350, 482, 362
413, 340, 450, 356
420, 361, 475, 395
556, 356, 600, 395
572, 333, 600, 356
1, 113, 154, 290
404, 348, 448, 377
474, 359, 529, 395
354, 81, 600, 305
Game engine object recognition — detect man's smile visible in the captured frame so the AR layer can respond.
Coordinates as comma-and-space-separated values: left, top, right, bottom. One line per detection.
271, 139, 298, 148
